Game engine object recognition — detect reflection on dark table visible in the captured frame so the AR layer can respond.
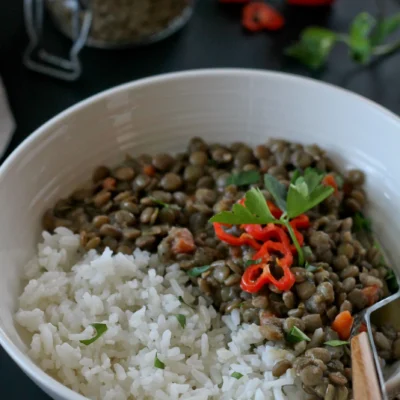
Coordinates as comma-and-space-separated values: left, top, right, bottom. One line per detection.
0, 0, 399, 398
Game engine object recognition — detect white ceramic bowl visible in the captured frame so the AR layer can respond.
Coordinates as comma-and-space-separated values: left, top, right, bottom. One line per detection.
1, 69, 400, 400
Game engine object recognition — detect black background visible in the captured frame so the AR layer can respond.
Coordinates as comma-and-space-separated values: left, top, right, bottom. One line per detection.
0, 0, 399, 398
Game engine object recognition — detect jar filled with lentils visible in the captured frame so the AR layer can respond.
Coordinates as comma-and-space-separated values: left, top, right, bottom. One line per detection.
45, 0, 194, 48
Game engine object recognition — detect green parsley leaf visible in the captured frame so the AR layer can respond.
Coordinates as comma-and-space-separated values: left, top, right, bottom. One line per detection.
264, 174, 287, 212
150, 197, 180, 210
175, 314, 186, 329
285, 27, 337, 69
287, 170, 334, 219
349, 12, 376, 64
386, 269, 399, 293
294, 177, 309, 198
154, 353, 165, 369
80, 323, 108, 345
306, 185, 335, 211
324, 340, 349, 347
373, 240, 386, 265
231, 372, 244, 379
304, 168, 324, 193
305, 263, 319, 273
353, 212, 372, 233
210, 187, 275, 225
244, 187, 276, 221
226, 170, 261, 187
386, 269, 395, 280
370, 12, 400, 46
187, 265, 212, 277
245, 258, 262, 267
286, 326, 311, 343
290, 170, 301, 185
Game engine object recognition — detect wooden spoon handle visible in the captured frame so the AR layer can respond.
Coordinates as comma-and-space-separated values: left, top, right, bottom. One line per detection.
351, 332, 382, 400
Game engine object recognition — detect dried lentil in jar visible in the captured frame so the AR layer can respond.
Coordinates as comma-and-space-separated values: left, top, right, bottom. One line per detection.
45, 0, 194, 48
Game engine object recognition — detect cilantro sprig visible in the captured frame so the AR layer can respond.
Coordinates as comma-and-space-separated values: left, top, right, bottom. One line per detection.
210, 168, 334, 265
286, 11, 400, 70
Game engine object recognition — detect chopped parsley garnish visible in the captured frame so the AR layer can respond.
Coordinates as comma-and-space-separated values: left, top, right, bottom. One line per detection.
154, 353, 165, 369
386, 269, 399, 293
324, 340, 349, 347
149, 197, 180, 210
226, 170, 261, 187
286, 326, 311, 343
353, 212, 372, 233
79, 323, 108, 345
187, 265, 212, 277
175, 314, 186, 329
231, 372, 244, 379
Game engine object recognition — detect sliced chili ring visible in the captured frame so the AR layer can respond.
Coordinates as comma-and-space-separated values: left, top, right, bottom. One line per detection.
241, 263, 272, 293
213, 222, 261, 250
242, 3, 285, 32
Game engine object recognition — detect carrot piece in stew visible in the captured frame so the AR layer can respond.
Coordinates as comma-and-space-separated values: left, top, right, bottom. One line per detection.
332, 311, 354, 340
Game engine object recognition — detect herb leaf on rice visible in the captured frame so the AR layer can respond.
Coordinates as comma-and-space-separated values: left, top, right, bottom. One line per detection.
80, 323, 108, 345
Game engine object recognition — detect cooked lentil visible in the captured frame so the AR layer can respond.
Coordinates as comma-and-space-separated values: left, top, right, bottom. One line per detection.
43, 138, 399, 398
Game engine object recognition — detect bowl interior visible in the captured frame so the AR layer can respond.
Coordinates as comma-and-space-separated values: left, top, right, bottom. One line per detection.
0, 69, 399, 398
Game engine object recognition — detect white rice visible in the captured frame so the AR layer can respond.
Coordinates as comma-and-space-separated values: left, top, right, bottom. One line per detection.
16, 228, 301, 400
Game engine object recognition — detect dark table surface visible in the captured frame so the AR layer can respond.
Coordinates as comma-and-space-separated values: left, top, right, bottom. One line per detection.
0, 0, 399, 398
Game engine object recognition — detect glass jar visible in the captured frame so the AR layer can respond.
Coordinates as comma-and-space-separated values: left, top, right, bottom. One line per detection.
23, 0, 194, 81
46, 0, 194, 48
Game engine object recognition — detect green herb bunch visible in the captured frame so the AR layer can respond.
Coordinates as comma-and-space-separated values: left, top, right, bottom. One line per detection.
210, 168, 334, 265
286, 10, 400, 69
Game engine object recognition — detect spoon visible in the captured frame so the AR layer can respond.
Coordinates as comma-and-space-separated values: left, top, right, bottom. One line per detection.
352, 332, 382, 400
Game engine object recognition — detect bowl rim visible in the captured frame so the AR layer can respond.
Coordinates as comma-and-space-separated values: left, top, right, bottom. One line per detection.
1, 68, 400, 399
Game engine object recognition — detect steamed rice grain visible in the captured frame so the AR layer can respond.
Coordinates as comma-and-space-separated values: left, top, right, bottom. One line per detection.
16, 228, 300, 399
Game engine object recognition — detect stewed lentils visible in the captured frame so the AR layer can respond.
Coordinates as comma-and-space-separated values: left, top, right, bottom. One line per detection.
42, 138, 398, 399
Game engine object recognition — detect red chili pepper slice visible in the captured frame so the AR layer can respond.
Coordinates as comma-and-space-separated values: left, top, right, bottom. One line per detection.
242, 214, 309, 246
253, 229, 293, 265
267, 201, 283, 218
213, 198, 309, 293
213, 222, 261, 250
242, 223, 280, 242
290, 214, 310, 230
241, 263, 272, 292
288, 214, 310, 251
242, 2, 285, 32
241, 250, 295, 293
241, 226, 295, 293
